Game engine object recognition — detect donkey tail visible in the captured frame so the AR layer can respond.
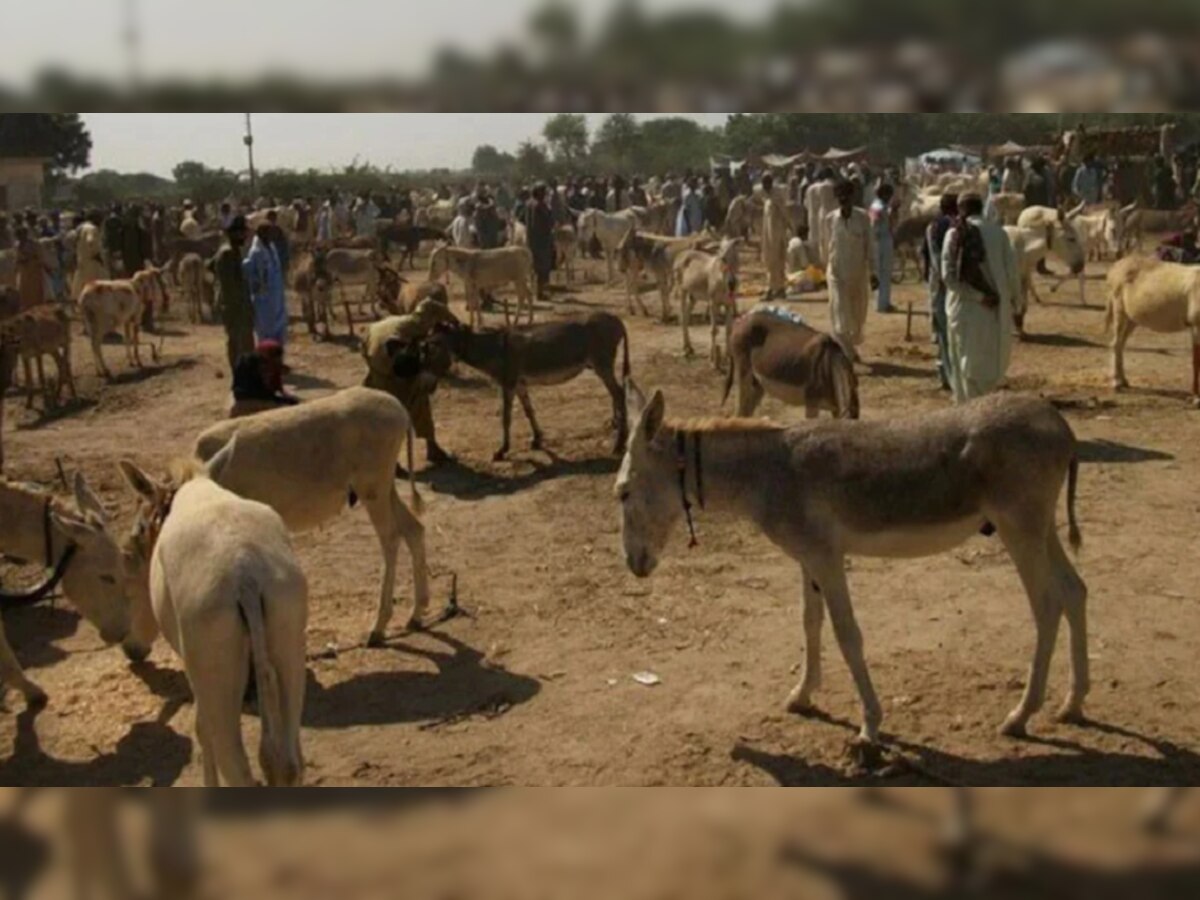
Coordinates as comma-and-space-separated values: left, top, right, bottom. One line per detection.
822, 339, 859, 419
237, 586, 293, 786
618, 318, 631, 382
1067, 454, 1082, 553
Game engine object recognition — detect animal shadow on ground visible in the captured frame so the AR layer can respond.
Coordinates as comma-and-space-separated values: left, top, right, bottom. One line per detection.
0, 706, 191, 786
287, 371, 338, 391
14, 396, 98, 430
317, 332, 362, 352
417, 454, 620, 500
303, 629, 540, 729
128, 658, 193, 725
869, 361, 930, 380
1020, 332, 1103, 349
780, 834, 1200, 900
1076, 439, 1174, 464
107, 357, 197, 387
0, 602, 78, 670
734, 709, 1200, 787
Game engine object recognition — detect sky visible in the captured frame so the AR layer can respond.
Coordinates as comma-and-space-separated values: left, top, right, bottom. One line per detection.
80, 114, 732, 176
3, 0, 779, 84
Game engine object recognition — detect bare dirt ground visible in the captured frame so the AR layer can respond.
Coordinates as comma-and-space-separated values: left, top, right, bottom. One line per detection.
2, 244, 1199, 787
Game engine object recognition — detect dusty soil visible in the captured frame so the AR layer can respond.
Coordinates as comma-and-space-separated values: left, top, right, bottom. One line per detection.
2, 245, 1199, 787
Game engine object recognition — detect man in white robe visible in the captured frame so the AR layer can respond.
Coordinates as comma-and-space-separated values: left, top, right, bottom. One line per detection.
823, 180, 876, 361
940, 193, 1021, 403
805, 169, 838, 267
761, 173, 789, 300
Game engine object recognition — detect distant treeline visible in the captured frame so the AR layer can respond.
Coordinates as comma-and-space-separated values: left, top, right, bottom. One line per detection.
23, 112, 1200, 209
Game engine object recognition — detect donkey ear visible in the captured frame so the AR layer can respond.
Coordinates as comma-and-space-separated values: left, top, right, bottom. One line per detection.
626, 378, 647, 418
205, 434, 238, 484
118, 460, 160, 504
73, 472, 108, 525
642, 390, 666, 440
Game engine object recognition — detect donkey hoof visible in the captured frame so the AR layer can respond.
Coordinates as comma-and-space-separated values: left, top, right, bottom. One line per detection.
122, 640, 151, 664
785, 690, 818, 716
999, 716, 1028, 738
492, 449, 508, 462
404, 616, 426, 633
366, 630, 388, 648
1056, 705, 1086, 726
24, 685, 49, 709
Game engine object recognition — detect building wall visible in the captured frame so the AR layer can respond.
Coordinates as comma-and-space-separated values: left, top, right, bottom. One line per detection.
0, 158, 47, 212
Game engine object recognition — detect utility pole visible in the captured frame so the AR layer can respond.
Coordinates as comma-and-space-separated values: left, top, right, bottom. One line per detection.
244, 113, 257, 196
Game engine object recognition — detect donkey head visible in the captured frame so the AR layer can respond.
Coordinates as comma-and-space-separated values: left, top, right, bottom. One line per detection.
615, 382, 680, 579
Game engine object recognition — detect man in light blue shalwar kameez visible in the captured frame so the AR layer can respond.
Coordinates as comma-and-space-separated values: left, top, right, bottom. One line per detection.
243, 226, 288, 346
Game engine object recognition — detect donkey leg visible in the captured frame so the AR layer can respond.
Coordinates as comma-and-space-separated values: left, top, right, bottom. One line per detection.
363, 491, 403, 645
515, 383, 545, 450
997, 524, 1063, 737
0, 617, 47, 707
1049, 533, 1090, 723
1111, 315, 1134, 389
390, 488, 430, 629
810, 558, 883, 743
681, 292, 696, 357
786, 569, 825, 713
494, 388, 514, 460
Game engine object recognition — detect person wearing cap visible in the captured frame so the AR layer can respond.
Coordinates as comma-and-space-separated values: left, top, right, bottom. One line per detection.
229, 340, 300, 418
212, 216, 256, 372
823, 179, 877, 362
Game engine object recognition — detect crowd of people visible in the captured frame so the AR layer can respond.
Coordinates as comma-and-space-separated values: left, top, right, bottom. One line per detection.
7, 142, 1200, 436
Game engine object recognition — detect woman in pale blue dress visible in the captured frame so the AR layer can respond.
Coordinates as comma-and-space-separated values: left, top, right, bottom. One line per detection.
243, 225, 288, 346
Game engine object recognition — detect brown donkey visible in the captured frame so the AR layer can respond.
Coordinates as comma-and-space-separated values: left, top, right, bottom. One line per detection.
433, 311, 630, 460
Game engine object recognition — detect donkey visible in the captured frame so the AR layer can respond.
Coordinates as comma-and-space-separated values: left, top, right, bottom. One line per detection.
0, 475, 130, 706
432, 312, 630, 460
121, 440, 308, 786
169, 388, 427, 651
1105, 254, 1200, 406
615, 387, 1087, 744
722, 306, 859, 420
674, 238, 742, 366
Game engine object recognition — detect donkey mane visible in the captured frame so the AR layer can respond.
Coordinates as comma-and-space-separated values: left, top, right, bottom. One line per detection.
666, 417, 785, 434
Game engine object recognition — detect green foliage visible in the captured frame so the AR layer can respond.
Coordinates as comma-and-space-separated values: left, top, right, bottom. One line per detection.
0, 113, 91, 173
515, 141, 550, 180
472, 144, 517, 177
543, 113, 589, 165
72, 170, 177, 208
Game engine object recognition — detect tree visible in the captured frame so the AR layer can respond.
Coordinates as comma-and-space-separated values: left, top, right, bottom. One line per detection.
171, 160, 239, 204
638, 117, 722, 174
0, 113, 91, 174
543, 113, 589, 166
592, 113, 642, 173
472, 144, 516, 176
515, 141, 550, 180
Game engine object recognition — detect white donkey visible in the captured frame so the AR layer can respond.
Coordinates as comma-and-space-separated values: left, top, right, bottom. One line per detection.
121, 438, 308, 787
616, 386, 1088, 744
